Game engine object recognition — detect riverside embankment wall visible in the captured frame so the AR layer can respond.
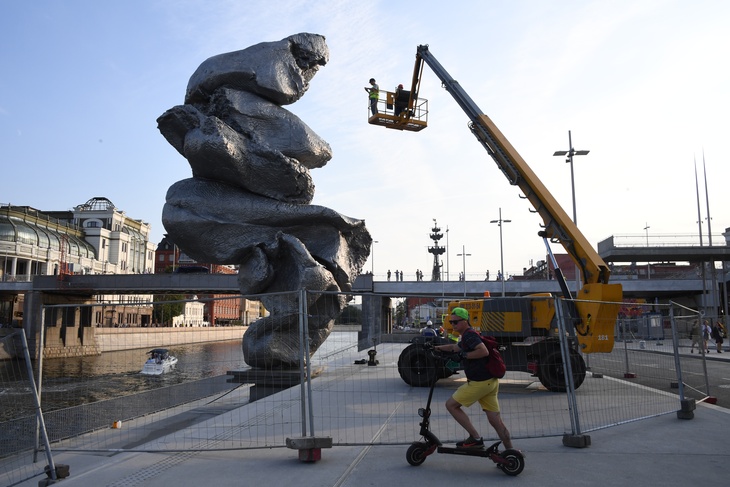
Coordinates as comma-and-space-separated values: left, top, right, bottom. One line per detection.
41, 326, 247, 358
8, 325, 360, 359
95, 326, 248, 352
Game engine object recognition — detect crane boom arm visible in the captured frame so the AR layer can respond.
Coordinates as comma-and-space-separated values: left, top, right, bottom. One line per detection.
415, 45, 610, 287
412, 45, 622, 353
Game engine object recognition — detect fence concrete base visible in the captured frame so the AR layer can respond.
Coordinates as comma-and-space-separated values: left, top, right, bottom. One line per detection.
563, 434, 591, 448
39, 464, 70, 486
286, 436, 333, 462
677, 398, 696, 420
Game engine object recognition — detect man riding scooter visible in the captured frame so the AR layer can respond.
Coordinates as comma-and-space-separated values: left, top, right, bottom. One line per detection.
434, 307, 514, 450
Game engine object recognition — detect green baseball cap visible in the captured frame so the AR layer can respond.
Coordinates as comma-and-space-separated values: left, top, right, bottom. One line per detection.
451, 307, 469, 321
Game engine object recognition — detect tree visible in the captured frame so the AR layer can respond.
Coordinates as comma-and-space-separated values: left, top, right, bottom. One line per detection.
336, 305, 362, 325
395, 299, 407, 326
152, 294, 185, 325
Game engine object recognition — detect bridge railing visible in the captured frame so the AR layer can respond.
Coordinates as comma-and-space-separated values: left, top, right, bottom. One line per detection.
599, 233, 727, 249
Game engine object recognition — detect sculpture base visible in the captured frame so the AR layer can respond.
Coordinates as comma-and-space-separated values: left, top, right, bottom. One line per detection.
227, 367, 323, 402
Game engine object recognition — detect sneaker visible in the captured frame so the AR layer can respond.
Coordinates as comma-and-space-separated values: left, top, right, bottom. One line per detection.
456, 436, 484, 449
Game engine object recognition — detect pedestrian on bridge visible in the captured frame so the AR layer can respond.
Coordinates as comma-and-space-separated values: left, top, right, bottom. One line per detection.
690, 321, 701, 353
711, 322, 724, 353
702, 321, 711, 353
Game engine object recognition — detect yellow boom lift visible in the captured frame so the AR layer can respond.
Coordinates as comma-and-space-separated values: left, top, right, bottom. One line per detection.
384, 45, 622, 391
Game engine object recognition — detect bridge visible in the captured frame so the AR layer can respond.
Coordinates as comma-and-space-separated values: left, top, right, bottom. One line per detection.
2, 268, 724, 359
28, 274, 244, 295
355, 275, 713, 300
2, 235, 727, 300
0, 271, 720, 300
597, 235, 730, 263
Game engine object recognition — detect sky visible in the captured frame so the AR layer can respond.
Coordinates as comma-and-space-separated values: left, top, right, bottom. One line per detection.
2, 0, 729, 282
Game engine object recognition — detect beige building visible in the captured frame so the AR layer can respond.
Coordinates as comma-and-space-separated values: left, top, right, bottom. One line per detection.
172, 296, 207, 327
1, 197, 156, 327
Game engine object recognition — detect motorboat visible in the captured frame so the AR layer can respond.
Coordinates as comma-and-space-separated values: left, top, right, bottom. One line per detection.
140, 348, 178, 375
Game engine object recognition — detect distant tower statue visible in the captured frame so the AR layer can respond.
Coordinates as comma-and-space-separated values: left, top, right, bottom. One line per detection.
428, 219, 445, 281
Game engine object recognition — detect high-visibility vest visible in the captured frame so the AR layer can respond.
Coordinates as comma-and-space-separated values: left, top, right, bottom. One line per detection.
369, 84, 379, 100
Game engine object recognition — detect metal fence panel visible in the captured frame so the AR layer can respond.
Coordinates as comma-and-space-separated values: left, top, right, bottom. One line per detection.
2, 289, 717, 485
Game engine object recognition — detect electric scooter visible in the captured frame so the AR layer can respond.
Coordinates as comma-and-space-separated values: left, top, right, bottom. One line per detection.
405, 347, 525, 476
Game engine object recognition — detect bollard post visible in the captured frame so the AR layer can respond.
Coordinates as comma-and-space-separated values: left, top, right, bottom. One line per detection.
623, 334, 636, 379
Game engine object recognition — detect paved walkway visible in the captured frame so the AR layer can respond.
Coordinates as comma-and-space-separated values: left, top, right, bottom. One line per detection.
9, 340, 730, 487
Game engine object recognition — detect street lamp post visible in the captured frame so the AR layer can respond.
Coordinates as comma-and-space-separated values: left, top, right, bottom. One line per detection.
490, 208, 511, 297
446, 226, 450, 281
643, 223, 651, 279
553, 130, 589, 294
371, 240, 378, 276
457, 245, 471, 297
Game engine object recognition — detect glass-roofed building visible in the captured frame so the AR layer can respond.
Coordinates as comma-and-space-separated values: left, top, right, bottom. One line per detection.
1, 197, 155, 280
1, 197, 156, 327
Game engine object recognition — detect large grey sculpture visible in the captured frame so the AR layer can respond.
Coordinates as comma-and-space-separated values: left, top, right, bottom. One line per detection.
157, 33, 371, 368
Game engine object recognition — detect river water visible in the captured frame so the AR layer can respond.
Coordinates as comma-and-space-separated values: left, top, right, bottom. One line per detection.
0, 331, 358, 423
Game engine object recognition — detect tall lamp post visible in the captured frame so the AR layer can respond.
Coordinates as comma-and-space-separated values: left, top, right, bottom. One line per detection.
371, 240, 378, 276
643, 223, 651, 279
490, 208, 511, 297
457, 245, 471, 297
553, 130, 589, 293
446, 226, 450, 281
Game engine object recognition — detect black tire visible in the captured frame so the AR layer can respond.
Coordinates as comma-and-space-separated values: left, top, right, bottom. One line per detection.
406, 442, 428, 466
538, 350, 587, 392
570, 350, 587, 389
398, 344, 438, 387
498, 450, 525, 476
435, 360, 455, 380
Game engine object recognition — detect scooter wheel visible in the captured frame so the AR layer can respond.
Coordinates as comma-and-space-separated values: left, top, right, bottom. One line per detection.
497, 449, 525, 476
406, 442, 428, 466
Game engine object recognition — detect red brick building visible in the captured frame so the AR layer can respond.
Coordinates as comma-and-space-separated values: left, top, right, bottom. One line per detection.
154, 235, 259, 325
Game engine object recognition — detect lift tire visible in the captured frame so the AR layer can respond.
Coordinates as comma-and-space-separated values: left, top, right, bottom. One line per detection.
538, 350, 587, 392
398, 344, 439, 387
498, 449, 525, 476
435, 365, 455, 381
406, 442, 428, 466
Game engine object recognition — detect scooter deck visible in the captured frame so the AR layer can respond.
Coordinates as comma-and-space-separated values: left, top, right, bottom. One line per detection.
437, 445, 493, 457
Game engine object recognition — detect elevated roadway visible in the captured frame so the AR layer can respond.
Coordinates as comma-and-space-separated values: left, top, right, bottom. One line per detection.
0, 273, 714, 300
598, 236, 730, 263
29, 274, 243, 295
352, 274, 709, 300
2, 272, 716, 357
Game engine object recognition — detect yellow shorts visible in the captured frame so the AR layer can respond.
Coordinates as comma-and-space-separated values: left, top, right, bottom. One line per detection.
452, 378, 500, 412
